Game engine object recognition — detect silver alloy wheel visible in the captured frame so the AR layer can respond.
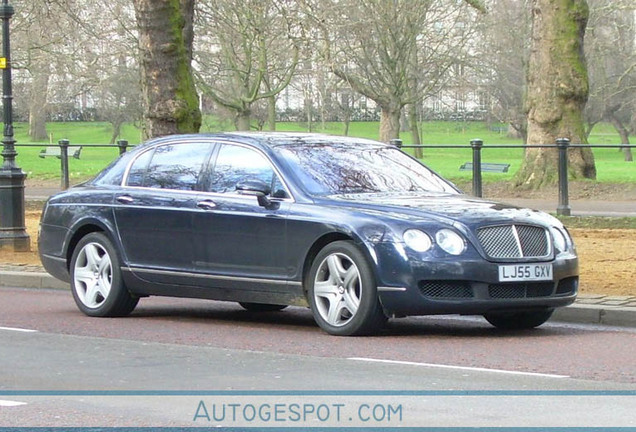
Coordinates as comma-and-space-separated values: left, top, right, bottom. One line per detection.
73, 242, 113, 309
313, 253, 362, 327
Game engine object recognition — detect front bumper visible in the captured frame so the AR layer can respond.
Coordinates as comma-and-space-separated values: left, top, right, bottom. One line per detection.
372, 242, 579, 317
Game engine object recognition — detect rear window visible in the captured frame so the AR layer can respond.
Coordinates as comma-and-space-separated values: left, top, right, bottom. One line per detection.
125, 143, 214, 190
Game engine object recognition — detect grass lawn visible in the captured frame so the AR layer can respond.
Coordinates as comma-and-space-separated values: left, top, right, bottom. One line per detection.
7, 119, 635, 184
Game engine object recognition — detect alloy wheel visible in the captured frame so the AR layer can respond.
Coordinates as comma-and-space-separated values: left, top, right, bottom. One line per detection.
73, 242, 113, 309
313, 252, 362, 327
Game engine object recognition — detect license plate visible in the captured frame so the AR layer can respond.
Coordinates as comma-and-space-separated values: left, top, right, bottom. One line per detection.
498, 264, 553, 282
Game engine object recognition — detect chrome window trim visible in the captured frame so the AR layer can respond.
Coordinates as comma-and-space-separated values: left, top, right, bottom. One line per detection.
120, 138, 295, 203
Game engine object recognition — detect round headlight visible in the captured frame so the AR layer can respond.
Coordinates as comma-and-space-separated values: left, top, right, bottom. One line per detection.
435, 229, 465, 255
552, 228, 567, 253
403, 229, 432, 252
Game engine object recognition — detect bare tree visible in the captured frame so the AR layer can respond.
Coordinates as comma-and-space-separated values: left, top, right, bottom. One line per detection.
64, 1, 141, 141
585, 0, 635, 162
305, 0, 483, 143
475, 0, 531, 142
516, 0, 596, 188
11, 0, 80, 140
133, 0, 201, 138
194, 0, 300, 131
9, 0, 143, 142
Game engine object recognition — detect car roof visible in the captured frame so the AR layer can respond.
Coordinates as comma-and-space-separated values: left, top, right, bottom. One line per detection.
138, 132, 388, 151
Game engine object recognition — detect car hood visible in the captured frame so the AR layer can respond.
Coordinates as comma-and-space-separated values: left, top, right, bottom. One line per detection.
320, 192, 560, 228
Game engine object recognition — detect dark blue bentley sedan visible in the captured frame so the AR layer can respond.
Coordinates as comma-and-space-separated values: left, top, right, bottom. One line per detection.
38, 133, 578, 335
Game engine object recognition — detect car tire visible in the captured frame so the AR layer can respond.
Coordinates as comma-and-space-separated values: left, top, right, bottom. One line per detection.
70, 232, 139, 317
307, 241, 386, 336
238, 302, 288, 312
484, 309, 554, 330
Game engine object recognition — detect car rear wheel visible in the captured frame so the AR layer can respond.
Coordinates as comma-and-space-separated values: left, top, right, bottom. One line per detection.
238, 302, 288, 312
484, 309, 554, 330
70, 232, 138, 317
307, 241, 386, 336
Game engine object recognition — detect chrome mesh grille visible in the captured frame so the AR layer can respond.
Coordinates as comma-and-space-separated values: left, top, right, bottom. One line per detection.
477, 224, 549, 260
517, 225, 548, 257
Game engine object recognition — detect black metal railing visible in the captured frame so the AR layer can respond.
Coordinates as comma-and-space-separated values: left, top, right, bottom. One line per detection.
15, 137, 636, 216
16, 139, 131, 190
391, 138, 635, 216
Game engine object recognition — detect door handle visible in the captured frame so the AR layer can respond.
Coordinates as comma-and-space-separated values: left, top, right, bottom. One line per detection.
196, 199, 217, 210
116, 195, 134, 204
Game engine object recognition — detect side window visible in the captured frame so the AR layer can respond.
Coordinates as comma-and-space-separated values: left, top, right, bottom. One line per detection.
126, 149, 154, 187
126, 143, 212, 190
208, 144, 287, 198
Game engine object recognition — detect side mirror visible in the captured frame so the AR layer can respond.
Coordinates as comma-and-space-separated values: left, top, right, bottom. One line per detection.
236, 179, 271, 196
236, 179, 278, 209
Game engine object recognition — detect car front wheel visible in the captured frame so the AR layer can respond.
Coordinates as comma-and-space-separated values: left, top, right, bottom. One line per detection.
484, 309, 554, 330
70, 232, 138, 317
307, 241, 386, 336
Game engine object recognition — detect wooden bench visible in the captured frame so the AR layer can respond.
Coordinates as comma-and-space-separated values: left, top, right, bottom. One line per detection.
489, 126, 507, 134
39, 146, 82, 159
459, 162, 510, 173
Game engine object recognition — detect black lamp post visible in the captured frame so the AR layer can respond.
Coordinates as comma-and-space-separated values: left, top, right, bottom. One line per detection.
0, 0, 30, 251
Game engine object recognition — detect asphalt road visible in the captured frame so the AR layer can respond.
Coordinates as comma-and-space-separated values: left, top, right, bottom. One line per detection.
1, 286, 635, 428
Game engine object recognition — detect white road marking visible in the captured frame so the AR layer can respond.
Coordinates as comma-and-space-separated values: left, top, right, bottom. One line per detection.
0, 400, 27, 407
348, 357, 570, 378
0, 326, 38, 333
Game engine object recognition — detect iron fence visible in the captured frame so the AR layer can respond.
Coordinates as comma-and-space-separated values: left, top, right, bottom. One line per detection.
15, 138, 636, 216
16, 139, 132, 190
392, 138, 634, 216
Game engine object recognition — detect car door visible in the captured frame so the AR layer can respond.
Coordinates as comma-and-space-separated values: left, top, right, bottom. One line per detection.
191, 143, 291, 292
113, 141, 215, 284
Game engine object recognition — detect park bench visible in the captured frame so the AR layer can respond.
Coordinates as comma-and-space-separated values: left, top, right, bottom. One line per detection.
39, 146, 82, 160
459, 162, 510, 173
489, 125, 508, 134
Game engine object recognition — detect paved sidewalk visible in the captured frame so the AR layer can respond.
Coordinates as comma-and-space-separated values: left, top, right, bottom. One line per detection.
503, 198, 636, 217
1, 264, 634, 328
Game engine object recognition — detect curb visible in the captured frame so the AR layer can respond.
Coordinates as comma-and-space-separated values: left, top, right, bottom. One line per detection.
552, 303, 636, 327
0, 271, 69, 291
2, 270, 635, 328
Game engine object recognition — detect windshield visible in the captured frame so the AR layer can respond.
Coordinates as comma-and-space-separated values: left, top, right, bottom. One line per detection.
275, 143, 458, 196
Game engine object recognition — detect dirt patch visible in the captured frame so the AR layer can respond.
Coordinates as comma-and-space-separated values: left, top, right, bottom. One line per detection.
0, 210, 43, 266
1, 211, 634, 297
570, 229, 636, 296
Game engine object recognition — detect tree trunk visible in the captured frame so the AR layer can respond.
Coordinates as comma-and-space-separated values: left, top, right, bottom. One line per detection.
236, 111, 251, 131
516, 0, 596, 188
133, 0, 201, 139
408, 103, 423, 158
109, 119, 124, 144
180, 0, 195, 61
304, 93, 313, 132
267, 96, 276, 131
379, 105, 401, 143
609, 113, 633, 162
28, 62, 50, 141
343, 112, 351, 136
